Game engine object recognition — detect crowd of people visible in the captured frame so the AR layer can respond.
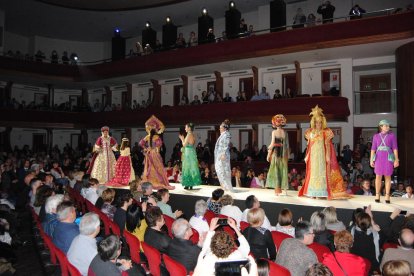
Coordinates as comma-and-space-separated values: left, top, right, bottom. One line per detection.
4, 49, 79, 65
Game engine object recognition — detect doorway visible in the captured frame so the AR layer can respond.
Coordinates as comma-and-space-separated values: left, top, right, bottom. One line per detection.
173, 85, 184, 106
282, 73, 296, 97
33, 133, 46, 152
239, 77, 254, 100
239, 129, 253, 152
71, 134, 80, 150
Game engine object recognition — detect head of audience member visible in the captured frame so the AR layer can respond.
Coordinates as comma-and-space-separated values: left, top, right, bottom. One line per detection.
398, 228, 414, 249
220, 194, 234, 207
405, 185, 413, 196
210, 230, 236, 258
322, 206, 340, 225
310, 211, 327, 232
117, 192, 133, 210
350, 207, 364, 226
355, 212, 372, 232
194, 199, 207, 217
34, 185, 55, 207
145, 206, 164, 230
361, 179, 371, 191
129, 180, 142, 193
295, 221, 315, 245
211, 188, 224, 201
81, 174, 91, 189
98, 235, 122, 262
88, 178, 99, 190
172, 218, 193, 240
30, 177, 43, 192
305, 263, 333, 276
45, 194, 65, 214
403, 215, 414, 230
333, 230, 353, 253
278, 208, 293, 226
79, 212, 100, 238
126, 204, 144, 233
245, 195, 260, 209
73, 171, 84, 182
141, 182, 153, 196
382, 260, 411, 276
56, 201, 77, 223
101, 188, 115, 204
247, 208, 265, 228
157, 188, 170, 203
97, 184, 108, 198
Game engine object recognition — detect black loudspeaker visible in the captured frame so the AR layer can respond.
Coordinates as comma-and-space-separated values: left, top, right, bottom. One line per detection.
225, 8, 241, 39
162, 23, 177, 49
270, 0, 286, 32
142, 28, 157, 49
112, 36, 125, 60
198, 15, 214, 44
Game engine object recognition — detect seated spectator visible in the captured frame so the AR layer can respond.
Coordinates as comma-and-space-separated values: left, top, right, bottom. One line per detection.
276, 221, 318, 276
201, 91, 209, 104
274, 208, 295, 237
293, 8, 306, 28
83, 178, 99, 205
241, 195, 272, 231
305, 263, 333, 276
50, 161, 69, 186
113, 192, 133, 234
323, 230, 369, 275
167, 218, 202, 273
201, 167, 212, 185
125, 204, 148, 244
402, 185, 413, 199
273, 89, 282, 99
156, 188, 182, 218
71, 171, 84, 189
33, 185, 54, 220
29, 178, 43, 208
382, 260, 412, 276
247, 24, 254, 36
350, 211, 381, 274
42, 194, 64, 236
140, 182, 156, 202
231, 166, 242, 187
220, 194, 242, 226
311, 211, 334, 251
176, 33, 186, 48
286, 87, 294, 98
144, 206, 171, 254
189, 199, 209, 236
188, 31, 198, 47
178, 95, 189, 105
194, 218, 250, 276
61, 51, 69, 64
191, 95, 201, 105
250, 90, 261, 101
236, 91, 247, 102
135, 42, 144, 56
95, 184, 107, 209
101, 188, 117, 221
223, 93, 233, 102
206, 28, 215, 43
381, 228, 414, 273
67, 212, 100, 276
349, 4, 366, 20
129, 180, 143, 201
206, 188, 224, 215
239, 18, 247, 33
322, 206, 346, 232
392, 183, 406, 197
242, 208, 276, 260
356, 178, 374, 196
52, 201, 79, 253
89, 235, 133, 276
50, 50, 59, 64
250, 171, 265, 188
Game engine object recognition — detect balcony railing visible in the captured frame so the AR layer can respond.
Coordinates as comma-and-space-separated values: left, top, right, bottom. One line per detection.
354, 89, 397, 114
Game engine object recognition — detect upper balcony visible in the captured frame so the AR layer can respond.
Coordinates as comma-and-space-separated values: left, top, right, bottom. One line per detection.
0, 11, 413, 86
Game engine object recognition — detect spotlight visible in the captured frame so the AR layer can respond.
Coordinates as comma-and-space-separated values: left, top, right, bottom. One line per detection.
114, 28, 121, 37
145, 21, 151, 28
229, 1, 235, 8
74, 56, 78, 61
166, 16, 171, 23
202, 8, 208, 15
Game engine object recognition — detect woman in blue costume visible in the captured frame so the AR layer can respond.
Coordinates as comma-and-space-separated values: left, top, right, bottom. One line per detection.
214, 119, 233, 192
179, 123, 202, 190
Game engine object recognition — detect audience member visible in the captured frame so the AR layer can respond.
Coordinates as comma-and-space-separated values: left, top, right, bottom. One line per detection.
42, 194, 64, 236
317, 1, 336, 23
356, 178, 374, 196
125, 204, 147, 243
402, 185, 413, 199
381, 228, 414, 273
100, 188, 116, 221
322, 206, 346, 232
382, 260, 412, 276
144, 206, 171, 253
305, 263, 333, 276
52, 201, 79, 254
310, 211, 335, 251
307, 13, 317, 27
241, 195, 272, 231
206, 28, 215, 43
349, 4, 366, 19
293, 8, 307, 28
206, 188, 224, 215
189, 199, 209, 236
188, 31, 198, 47
274, 208, 295, 237
220, 194, 243, 226
113, 192, 133, 234
156, 188, 182, 218
273, 89, 282, 99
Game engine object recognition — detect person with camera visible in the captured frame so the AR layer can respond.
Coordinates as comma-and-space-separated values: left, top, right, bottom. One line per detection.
193, 217, 250, 276
317, 1, 336, 24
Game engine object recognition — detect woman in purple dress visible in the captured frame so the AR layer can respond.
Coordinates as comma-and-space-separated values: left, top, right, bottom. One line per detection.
370, 119, 399, 203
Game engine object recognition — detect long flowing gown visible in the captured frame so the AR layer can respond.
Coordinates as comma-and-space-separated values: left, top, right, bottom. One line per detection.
298, 128, 349, 199
266, 134, 289, 193
181, 144, 202, 188
107, 147, 135, 186
139, 135, 171, 189
214, 131, 233, 191
89, 136, 117, 184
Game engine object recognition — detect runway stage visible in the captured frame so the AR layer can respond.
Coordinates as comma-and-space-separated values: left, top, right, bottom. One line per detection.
165, 184, 414, 228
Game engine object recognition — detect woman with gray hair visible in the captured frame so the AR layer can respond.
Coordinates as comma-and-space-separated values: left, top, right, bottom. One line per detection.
322, 206, 345, 232
189, 199, 209, 235
42, 194, 64, 236
310, 210, 334, 251
220, 194, 242, 226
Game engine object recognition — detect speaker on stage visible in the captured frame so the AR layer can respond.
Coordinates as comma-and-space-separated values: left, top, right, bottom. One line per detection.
225, 1, 241, 39
198, 9, 214, 44
142, 23, 157, 49
270, 0, 286, 32
162, 17, 177, 49
112, 36, 125, 61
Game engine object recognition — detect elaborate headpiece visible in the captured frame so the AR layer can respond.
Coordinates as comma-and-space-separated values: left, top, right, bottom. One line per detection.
378, 119, 390, 126
101, 126, 109, 132
221, 119, 230, 130
145, 115, 165, 134
309, 105, 327, 129
271, 114, 287, 128
121, 138, 129, 142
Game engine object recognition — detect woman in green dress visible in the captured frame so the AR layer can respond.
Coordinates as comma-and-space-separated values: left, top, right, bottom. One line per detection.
266, 114, 289, 196
179, 123, 202, 189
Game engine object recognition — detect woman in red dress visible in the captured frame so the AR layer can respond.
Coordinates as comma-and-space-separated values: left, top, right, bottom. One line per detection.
107, 138, 135, 186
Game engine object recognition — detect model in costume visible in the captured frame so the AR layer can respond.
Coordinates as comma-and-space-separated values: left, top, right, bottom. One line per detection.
266, 114, 289, 195
179, 123, 202, 190
298, 106, 349, 199
107, 138, 135, 186
214, 119, 233, 192
370, 119, 399, 204
139, 115, 175, 190
88, 126, 118, 184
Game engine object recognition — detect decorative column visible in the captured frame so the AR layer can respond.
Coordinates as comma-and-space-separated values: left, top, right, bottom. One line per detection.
294, 61, 302, 95
213, 71, 223, 98
150, 79, 162, 108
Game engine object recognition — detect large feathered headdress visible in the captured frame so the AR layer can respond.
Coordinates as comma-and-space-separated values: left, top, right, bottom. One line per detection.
145, 115, 165, 134
309, 105, 327, 129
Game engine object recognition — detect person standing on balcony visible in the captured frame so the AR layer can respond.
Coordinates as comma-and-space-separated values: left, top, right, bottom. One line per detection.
214, 119, 233, 192
317, 1, 336, 24
370, 120, 399, 204
88, 126, 118, 184
266, 114, 289, 196
179, 123, 202, 190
